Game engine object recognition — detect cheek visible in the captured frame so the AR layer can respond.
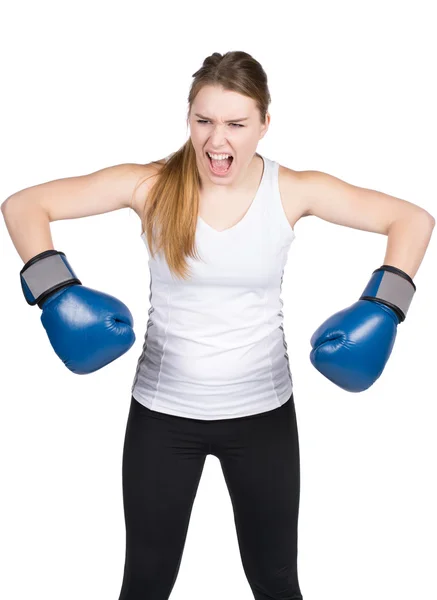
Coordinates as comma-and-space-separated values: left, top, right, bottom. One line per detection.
190, 129, 206, 144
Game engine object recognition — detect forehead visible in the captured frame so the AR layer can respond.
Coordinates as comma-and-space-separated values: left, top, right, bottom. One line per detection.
192, 85, 255, 117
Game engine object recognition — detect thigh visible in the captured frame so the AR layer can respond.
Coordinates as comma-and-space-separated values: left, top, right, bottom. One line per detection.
217, 396, 302, 599
119, 397, 207, 598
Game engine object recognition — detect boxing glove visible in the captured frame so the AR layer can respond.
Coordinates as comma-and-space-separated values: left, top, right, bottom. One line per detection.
310, 265, 416, 392
20, 250, 135, 374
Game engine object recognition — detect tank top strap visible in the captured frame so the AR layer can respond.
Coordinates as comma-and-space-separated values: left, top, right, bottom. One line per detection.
259, 155, 296, 240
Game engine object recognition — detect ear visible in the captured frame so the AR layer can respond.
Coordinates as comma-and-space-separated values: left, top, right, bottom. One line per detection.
260, 112, 271, 139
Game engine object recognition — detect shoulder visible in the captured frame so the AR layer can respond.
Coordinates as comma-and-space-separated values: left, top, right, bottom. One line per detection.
130, 157, 167, 217
277, 163, 312, 227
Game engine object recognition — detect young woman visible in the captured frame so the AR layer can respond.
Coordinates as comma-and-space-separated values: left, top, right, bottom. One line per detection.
2, 50, 434, 600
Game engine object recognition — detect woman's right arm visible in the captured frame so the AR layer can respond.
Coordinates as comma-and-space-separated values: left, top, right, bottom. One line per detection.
1, 161, 161, 264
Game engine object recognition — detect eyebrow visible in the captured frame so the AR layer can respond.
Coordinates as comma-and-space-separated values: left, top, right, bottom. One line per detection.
194, 113, 249, 123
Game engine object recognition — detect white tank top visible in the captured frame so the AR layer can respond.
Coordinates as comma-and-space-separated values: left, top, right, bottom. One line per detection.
131, 152, 296, 420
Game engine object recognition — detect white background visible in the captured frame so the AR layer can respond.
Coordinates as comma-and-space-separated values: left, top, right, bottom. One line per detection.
1, 1, 436, 599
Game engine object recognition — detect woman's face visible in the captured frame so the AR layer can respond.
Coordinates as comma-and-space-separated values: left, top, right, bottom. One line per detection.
188, 85, 270, 190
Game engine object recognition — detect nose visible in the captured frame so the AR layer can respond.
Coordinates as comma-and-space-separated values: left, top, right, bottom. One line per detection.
209, 124, 230, 147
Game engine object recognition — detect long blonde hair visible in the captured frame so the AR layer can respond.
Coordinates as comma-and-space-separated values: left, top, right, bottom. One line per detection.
134, 51, 271, 281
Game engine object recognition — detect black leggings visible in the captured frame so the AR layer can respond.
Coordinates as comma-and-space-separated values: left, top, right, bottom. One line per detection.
118, 393, 303, 600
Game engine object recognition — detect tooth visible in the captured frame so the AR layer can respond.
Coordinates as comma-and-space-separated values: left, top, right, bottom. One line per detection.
208, 152, 230, 159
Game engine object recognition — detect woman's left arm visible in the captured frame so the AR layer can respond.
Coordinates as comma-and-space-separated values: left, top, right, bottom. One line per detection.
298, 170, 435, 278
299, 170, 435, 391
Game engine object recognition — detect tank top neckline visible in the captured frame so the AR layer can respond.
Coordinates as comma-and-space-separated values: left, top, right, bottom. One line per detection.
197, 153, 267, 236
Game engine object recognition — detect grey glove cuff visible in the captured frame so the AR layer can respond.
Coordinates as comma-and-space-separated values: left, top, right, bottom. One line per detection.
20, 250, 82, 308
359, 264, 416, 323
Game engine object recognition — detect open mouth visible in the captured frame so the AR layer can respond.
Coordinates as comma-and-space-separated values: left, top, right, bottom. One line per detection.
206, 152, 234, 174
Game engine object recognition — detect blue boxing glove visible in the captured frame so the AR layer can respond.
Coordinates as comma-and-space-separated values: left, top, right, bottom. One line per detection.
310, 265, 416, 392
20, 250, 135, 374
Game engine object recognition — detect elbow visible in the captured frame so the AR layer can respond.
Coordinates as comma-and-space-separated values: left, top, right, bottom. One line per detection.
2, 194, 28, 218
1, 196, 13, 216
387, 209, 435, 232
411, 209, 435, 228
1, 194, 20, 214
421, 210, 436, 229
1, 197, 11, 213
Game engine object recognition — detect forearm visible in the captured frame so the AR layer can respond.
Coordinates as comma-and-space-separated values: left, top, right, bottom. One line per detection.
383, 213, 435, 279
1, 195, 54, 264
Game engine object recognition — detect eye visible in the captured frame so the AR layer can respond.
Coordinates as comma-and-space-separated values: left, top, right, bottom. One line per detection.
196, 119, 244, 128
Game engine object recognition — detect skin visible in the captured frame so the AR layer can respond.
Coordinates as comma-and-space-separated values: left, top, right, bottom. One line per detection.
185, 84, 435, 279
187, 85, 270, 196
